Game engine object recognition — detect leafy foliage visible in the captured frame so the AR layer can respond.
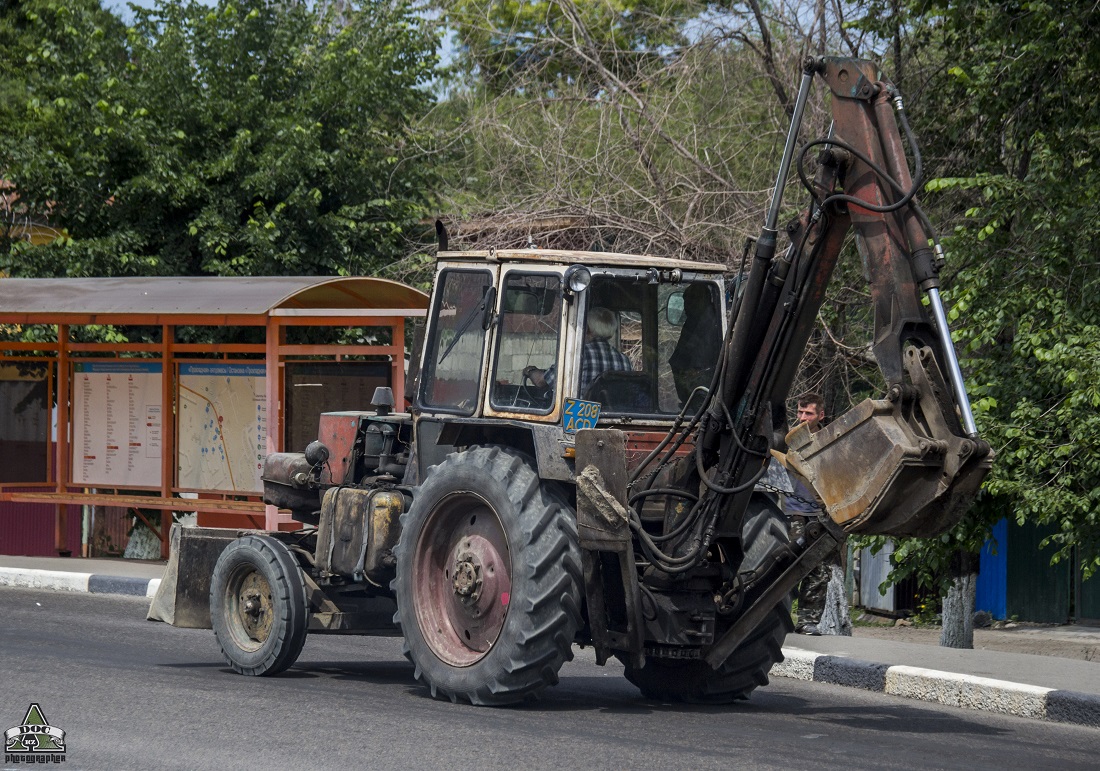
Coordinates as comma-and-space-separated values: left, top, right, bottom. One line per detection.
434, 1, 826, 260
443, 0, 694, 94
861, 0, 1100, 587
0, 0, 131, 262
1, 0, 441, 278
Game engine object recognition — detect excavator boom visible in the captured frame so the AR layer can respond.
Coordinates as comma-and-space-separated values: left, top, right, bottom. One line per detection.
660, 56, 997, 670
701, 56, 992, 540
573, 56, 994, 675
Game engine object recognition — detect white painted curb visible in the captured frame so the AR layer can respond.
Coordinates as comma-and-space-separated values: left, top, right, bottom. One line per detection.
775, 645, 1100, 727
885, 665, 1051, 720
0, 567, 91, 592
0, 567, 158, 598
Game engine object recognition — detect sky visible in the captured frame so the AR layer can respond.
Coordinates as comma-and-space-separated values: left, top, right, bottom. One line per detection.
107, 1, 210, 21
106, 1, 170, 22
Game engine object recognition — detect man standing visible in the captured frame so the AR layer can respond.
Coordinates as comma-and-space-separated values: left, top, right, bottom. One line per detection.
785, 392, 843, 635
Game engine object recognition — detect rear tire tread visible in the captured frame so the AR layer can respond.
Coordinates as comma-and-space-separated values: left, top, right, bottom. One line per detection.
393, 445, 582, 705
622, 500, 793, 703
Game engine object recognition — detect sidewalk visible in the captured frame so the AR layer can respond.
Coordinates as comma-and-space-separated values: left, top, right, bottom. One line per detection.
775, 627, 1100, 727
2, 554, 1098, 726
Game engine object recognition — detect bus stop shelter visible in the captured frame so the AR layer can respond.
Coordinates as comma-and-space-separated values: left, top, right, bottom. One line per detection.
0, 276, 428, 557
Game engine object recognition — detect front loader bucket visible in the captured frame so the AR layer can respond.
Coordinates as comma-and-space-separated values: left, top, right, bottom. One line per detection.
147, 525, 240, 627
785, 396, 992, 537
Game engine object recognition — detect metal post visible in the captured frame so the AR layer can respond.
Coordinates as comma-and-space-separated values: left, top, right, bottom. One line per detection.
55, 324, 70, 555
265, 316, 283, 531
160, 324, 174, 558
392, 317, 405, 407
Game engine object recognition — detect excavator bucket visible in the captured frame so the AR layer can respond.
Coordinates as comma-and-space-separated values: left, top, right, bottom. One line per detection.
784, 347, 993, 538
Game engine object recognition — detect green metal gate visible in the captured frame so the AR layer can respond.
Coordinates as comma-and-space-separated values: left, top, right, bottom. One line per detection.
1006, 519, 1070, 624
1077, 557, 1100, 622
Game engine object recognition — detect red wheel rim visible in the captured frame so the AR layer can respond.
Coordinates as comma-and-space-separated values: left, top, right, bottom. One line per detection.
412, 491, 512, 667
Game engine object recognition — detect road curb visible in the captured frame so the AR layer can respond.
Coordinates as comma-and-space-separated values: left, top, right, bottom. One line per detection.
0, 567, 161, 599
775, 646, 1100, 727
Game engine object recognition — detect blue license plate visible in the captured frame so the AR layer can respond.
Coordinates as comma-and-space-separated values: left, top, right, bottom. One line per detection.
562, 398, 601, 434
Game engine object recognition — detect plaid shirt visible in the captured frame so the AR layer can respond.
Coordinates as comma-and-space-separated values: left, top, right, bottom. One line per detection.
544, 341, 633, 395
579, 340, 633, 394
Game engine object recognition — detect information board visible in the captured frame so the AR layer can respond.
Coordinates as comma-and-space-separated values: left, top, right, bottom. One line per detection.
72, 362, 163, 487
177, 363, 267, 493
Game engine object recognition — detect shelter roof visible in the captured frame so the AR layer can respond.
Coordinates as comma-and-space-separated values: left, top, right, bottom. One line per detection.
0, 276, 428, 323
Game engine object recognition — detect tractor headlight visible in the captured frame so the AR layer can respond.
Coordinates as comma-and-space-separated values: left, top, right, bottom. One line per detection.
564, 265, 591, 294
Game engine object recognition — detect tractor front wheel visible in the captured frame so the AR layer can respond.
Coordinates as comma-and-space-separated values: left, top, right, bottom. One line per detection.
209, 534, 309, 677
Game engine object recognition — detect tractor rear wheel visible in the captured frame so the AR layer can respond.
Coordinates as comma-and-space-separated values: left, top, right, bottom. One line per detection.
621, 499, 793, 703
393, 446, 583, 705
210, 534, 309, 676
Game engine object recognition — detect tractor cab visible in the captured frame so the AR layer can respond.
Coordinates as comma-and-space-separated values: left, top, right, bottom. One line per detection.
411, 249, 727, 479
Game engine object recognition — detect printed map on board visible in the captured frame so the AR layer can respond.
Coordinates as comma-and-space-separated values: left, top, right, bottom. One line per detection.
177, 364, 267, 492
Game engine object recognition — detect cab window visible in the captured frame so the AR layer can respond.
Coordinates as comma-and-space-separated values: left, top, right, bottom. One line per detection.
666, 282, 722, 412
583, 278, 721, 415
490, 272, 561, 413
419, 269, 493, 414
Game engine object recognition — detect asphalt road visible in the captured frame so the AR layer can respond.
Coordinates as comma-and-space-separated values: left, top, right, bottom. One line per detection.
2, 588, 1099, 771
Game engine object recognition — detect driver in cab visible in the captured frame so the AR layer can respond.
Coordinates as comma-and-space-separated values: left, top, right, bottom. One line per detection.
524, 306, 632, 396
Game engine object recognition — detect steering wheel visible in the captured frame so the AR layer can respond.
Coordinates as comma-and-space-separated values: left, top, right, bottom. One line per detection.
521, 368, 550, 404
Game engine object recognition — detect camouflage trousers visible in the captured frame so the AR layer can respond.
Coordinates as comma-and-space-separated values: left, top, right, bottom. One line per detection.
789, 515, 843, 628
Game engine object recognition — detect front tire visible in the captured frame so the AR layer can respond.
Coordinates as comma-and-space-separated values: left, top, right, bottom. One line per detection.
210, 534, 309, 677
621, 499, 794, 703
393, 446, 583, 705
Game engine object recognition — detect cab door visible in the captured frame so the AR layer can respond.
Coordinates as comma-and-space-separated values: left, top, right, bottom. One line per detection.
483, 267, 567, 422
416, 265, 497, 416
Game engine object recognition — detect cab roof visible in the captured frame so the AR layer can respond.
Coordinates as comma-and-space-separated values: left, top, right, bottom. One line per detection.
437, 248, 728, 274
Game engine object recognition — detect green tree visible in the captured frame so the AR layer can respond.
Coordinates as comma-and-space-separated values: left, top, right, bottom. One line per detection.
0, 0, 131, 261
860, 0, 1100, 592
433, 0, 841, 260
443, 0, 694, 94
1, 0, 441, 278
